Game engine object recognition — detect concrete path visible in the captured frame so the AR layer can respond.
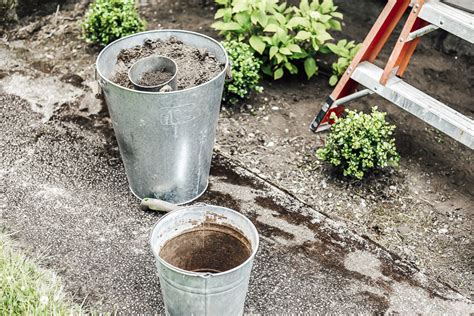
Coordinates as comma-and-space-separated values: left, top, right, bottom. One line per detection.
0, 94, 472, 314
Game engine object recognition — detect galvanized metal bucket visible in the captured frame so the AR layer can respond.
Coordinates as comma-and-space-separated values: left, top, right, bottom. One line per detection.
96, 30, 228, 204
150, 205, 259, 315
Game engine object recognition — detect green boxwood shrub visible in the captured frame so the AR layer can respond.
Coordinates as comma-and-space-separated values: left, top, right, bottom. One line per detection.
316, 107, 400, 179
222, 40, 263, 105
81, 0, 146, 47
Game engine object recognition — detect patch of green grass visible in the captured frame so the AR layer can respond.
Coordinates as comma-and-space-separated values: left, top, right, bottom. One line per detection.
0, 234, 84, 315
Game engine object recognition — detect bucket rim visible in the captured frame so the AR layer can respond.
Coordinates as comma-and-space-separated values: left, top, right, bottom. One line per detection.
96, 29, 229, 95
150, 204, 260, 278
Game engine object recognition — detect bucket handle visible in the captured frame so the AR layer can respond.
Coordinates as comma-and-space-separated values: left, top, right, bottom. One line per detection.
198, 272, 213, 279
140, 198, 179, 212
140, 199, 209, 213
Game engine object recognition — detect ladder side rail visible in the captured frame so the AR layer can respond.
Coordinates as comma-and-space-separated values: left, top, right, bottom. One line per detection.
332, 0, 412, 99
395, 18, 428, 78
380, 0, 426, 85
310, 0, 412, 132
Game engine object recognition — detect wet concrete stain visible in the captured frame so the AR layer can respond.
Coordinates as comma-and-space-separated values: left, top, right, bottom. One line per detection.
210, 155, 266, 191
60, 73, 85, 88
249, 216, 296, 241
356, 235, 416, 292
30, 60, 54, 74
378, 257, 451, 301
251, 195, 365, 281
357, 291, 390, 312
254, 196, 320, 230
199, 185, 242, 212
293, 240, 347, 276
380, 258, 418, 286
252, 194, 402, 294
60, 113, 93, 127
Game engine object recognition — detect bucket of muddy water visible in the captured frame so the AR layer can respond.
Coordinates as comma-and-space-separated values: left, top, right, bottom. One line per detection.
96, 30, 228, 204
150, 205, 259, 315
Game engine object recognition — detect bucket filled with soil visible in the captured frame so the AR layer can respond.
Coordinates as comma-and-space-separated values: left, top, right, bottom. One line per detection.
150, 205, 259, 315
95, 30, 228, 204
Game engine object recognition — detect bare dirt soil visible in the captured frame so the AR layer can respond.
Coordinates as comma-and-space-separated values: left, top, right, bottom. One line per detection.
112, 37, 223, 90
0, 0, 472, 302
138, 69, 173, 87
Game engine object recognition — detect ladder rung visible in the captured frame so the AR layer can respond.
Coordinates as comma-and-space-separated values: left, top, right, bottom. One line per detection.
334, 89, 373, 106
419, 0, 474, 43
351, 62, 474, 149
407, 24, 439, 41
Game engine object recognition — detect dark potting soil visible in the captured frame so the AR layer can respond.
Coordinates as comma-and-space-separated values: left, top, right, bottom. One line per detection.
159, 223, 252, 273
137, 69, 174, 86
111, 37, 224, 90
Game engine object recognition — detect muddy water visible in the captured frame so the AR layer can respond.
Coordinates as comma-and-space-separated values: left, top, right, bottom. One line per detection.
159, 223, 251, 273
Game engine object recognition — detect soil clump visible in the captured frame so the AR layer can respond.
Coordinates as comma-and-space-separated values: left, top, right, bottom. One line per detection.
112, 37, 223, 90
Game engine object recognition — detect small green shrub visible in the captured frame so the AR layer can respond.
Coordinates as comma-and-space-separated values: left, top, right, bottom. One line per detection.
223, 40, 263, 105
81, 0, 146, 46
327, 39, 361, 86
212, 0, 343, 80
316, 107, 400, 179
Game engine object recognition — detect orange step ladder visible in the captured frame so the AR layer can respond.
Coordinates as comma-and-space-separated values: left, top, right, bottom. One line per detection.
309, 0, 474, 149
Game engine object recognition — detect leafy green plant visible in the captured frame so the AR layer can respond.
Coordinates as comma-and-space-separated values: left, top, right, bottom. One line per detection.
212, 0, 343, 80
81, 0, 146, 46
327, 39, 361, 86
316, 107, 400, 179
222, 40, 263, 105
